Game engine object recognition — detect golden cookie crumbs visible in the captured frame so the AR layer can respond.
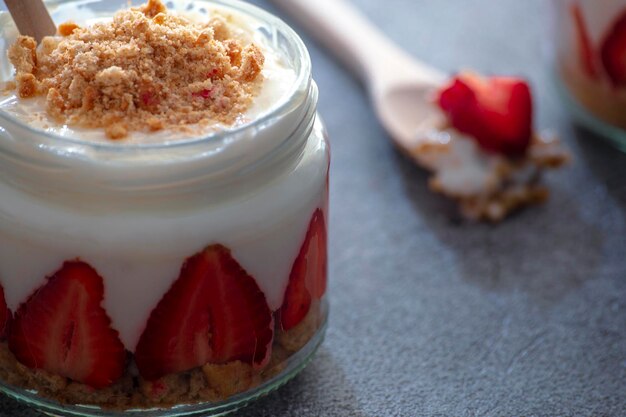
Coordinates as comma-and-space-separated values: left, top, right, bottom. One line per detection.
58, 22, 80, 37
7, 0, 264, 140
16, 74, 38, 98
1, 81, 16, 94
7, 36, 37, 74
140, 0, 168, 18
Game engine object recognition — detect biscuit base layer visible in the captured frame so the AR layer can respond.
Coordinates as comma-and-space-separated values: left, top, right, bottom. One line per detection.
0, 303, 322, 411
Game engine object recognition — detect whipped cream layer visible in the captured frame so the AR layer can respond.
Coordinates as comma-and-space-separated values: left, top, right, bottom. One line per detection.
0, 0, 327, 351
0, 118, 328, 350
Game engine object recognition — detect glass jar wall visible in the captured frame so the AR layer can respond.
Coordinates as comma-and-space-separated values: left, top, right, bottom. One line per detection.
0, 1, 330, 415
553, 0, 626, 150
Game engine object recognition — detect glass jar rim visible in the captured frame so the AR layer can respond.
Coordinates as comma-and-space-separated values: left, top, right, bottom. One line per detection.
0, 0, 312, 155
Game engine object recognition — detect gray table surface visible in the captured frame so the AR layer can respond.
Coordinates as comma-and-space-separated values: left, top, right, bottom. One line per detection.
1, 0, 625, 416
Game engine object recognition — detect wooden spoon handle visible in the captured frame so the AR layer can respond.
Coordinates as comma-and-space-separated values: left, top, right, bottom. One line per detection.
272, 0, 439, 86
5, 0, 56, 43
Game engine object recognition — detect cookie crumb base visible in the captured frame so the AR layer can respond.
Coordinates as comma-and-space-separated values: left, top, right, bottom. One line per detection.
0, 305, 322, 411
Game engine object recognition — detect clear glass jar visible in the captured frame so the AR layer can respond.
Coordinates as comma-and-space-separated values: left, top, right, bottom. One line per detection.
552, 0, 626, 150
0, 0, 329, 415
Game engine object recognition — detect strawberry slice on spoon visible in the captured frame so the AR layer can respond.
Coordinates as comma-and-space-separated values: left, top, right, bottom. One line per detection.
437, 74, 533, 157
272, 0, 568, 221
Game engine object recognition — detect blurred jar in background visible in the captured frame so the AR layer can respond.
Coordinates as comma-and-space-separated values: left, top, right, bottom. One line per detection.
554, 0, 626, 149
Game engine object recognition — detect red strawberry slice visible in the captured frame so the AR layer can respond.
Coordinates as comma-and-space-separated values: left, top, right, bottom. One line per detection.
601, 8, 626, 87
0, 285, 11, 340
436, 73, 533, 157
572, 3, 599, 79
135, 244, 273, 381
8, 261, 126, 389
279, 258, 310, 332
280, 209, 327, 331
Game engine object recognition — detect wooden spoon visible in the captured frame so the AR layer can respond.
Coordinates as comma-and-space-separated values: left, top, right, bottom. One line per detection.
5, 0, 56, 43
272, 0, 448, 155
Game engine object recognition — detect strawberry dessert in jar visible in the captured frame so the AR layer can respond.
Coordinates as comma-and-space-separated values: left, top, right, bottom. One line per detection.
0, 0, 329, 415
554, 0, 626, 149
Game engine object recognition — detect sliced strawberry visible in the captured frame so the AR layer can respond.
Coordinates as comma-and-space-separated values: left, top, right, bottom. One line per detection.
307, 210, 328, 299
135, 244, 273, 381
279, 258, 310, 331
280, 209, 327, 331
436, 73, 533, 157
601, 8, 626, 87
572, 3, 599, 79
0, 285, 11, 340
8, 261, 126, 389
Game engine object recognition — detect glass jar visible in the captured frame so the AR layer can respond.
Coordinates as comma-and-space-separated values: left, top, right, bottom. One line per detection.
552, 0, 626, 150
0, 0, 329, 415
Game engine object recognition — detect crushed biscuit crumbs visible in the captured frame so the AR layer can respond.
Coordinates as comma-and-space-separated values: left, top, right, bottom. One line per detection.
7, 0, 265, 140
0, 304, 322, 409
57, 22, 80, 37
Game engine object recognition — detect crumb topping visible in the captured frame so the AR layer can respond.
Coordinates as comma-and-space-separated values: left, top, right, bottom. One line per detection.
7, 0, 265, 140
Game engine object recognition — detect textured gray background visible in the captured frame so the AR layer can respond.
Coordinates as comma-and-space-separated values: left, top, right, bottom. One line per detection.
1, 0, 625, 416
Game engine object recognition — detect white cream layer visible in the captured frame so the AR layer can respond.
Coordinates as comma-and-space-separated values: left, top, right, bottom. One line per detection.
0, 119, 328, 351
